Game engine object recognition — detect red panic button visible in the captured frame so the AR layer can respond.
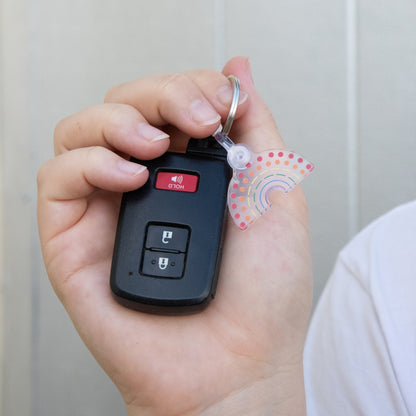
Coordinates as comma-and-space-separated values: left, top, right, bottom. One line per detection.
155, 172, 199, 193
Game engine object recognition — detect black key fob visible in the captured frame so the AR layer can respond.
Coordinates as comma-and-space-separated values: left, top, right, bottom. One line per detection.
110, 137, 231, 315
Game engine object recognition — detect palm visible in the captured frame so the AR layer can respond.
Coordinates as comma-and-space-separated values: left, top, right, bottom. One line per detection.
43, 176, 310, 414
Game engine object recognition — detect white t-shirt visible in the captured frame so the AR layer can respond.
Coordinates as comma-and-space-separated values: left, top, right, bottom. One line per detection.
304, 200, 416, 415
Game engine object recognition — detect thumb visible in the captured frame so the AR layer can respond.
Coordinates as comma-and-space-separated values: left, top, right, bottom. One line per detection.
222, 56, 285, 150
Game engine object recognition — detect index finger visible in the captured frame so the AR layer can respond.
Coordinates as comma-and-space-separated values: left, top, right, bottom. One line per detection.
104, 70, 249, 139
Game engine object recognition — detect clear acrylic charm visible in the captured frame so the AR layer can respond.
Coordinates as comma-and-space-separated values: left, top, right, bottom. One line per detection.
214, 131, 314, 230
227, 146, 314, 230
214, 75, 314, 230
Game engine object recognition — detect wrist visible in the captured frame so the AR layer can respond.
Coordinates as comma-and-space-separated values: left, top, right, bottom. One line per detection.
125, 361, 306, 416
199, 362, 306, 416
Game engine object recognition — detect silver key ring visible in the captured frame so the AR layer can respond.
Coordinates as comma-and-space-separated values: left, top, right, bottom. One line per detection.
222, 75, 240, 137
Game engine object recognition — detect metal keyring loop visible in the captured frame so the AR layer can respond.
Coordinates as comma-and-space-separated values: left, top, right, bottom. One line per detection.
222, 75, 240, 137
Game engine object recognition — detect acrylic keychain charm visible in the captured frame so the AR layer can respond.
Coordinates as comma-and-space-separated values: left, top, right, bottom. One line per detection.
215, 75, 314, 231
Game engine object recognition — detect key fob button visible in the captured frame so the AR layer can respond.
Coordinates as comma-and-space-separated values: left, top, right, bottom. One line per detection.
155, 171, 199, 193
145, 224, 189, 252
141, 250, 185, 279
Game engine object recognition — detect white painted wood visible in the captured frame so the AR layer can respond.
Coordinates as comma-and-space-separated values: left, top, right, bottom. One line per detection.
1, 0, 33, 415
346, 0, 360, 238
0, 11, 5, 409
0, 96, 4, 416
358, 0, 416, 227
26, 1, 218, 415
226, 0, 351, 299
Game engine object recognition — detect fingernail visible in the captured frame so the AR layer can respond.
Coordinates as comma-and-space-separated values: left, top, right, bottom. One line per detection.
118, 160, 147, 176
137, 123, 169, 142
217, 85, 248, 107
189, 99, 221, 126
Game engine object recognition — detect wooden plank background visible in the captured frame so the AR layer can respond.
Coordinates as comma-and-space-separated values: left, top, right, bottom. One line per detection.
1, 0, 415, 414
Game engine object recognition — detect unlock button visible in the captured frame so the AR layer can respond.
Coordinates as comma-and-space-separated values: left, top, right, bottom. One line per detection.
141, 250, 185, 278
145, 224, 189, 252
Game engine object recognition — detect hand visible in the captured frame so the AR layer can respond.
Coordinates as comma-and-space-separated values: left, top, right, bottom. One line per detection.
37, 57, 312, 416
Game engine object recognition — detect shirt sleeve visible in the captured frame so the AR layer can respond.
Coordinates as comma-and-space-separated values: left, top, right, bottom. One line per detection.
304, 201, 416, 416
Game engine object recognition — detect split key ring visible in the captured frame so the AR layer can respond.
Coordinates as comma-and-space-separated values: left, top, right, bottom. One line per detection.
221, 75, 240, 137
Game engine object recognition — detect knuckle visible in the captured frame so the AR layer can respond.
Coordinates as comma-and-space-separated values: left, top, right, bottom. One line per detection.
102, 105, 123, 136
102, 103, 138, 143
84, 145, 100, 163
157, 72, 191, 97
185, 68, 226, 92
53, 114, 84, 155
37, 161, 50, 189
85, 145, 108, 166
80, 147, 102, 177
189, 68, 220, 81
104, 83, 123, 103
53, 117, 68, 154
105, 103, 134, 127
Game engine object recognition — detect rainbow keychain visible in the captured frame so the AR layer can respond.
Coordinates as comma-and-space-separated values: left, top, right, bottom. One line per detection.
214, 76, 314, 231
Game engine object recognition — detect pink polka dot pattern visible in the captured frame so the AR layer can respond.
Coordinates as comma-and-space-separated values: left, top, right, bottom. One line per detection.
227, 149, 314, 230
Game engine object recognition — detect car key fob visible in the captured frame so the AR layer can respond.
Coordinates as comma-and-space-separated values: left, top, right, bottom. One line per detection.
110, 137, 231, 315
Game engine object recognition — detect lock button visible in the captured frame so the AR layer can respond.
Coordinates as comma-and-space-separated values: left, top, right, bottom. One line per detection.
141, 250, 185, 278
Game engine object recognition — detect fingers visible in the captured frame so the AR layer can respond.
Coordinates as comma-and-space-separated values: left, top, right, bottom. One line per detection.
38, 146, 148, 200
222, 56, 285, 150
55, 70, 250, 158
104, 70, 249, 139
54, 103, 171, 159
37, 146, 149, 242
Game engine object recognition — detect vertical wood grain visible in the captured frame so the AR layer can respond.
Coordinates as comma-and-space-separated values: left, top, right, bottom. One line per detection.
226, 0, 350, 300
358, 0, 416, 227
215, 0, 226, 70
346, 0, 360, 238
1, 1, 33, 415
29, 1, 218, 415
0, 70, 4, 416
